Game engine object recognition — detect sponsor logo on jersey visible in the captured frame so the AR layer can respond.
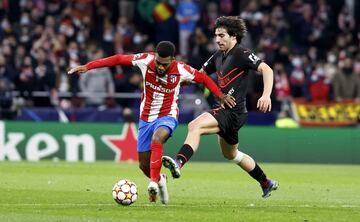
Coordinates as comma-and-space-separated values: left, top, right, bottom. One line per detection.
145, 81, 176, 93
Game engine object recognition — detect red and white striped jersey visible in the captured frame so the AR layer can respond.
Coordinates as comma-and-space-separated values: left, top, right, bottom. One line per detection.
85, 52, 222, 122
132, 53, 195, 122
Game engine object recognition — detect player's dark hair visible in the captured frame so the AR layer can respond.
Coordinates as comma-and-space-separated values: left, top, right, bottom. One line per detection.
215, 16, 247, 43
155, 41, 175, 58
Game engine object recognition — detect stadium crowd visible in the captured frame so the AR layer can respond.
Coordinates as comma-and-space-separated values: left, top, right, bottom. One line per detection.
0, 0, 359, 120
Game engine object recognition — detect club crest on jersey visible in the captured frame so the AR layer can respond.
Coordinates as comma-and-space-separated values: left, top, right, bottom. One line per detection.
169, 75, 178, 83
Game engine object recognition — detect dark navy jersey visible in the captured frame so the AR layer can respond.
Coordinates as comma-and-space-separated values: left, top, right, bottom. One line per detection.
202, 44, 262, 112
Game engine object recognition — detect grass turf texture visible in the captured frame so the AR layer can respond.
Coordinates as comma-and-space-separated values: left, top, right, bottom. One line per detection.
0, 161, 359, 222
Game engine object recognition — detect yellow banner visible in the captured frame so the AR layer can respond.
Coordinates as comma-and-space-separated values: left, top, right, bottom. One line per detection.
293, 99, 360, 127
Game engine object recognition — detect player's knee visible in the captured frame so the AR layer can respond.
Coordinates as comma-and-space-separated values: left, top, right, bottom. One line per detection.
151, 135, 165, 144
187, 120, 200, 133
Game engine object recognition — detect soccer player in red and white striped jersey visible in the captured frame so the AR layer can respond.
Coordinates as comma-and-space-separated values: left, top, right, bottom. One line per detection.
68, 41, 236, 204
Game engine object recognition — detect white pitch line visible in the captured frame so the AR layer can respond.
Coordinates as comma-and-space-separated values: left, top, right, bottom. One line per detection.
0, 203, 359, 208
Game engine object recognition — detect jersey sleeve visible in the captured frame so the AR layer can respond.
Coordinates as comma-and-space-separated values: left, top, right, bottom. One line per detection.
202, 53, 217, 74
177, 62, 197, 82
85, 54, 135, 70
237, 49, 263, 71
177, 62, 221, 97
193, 70, 222, 97
131, 53, 154, 77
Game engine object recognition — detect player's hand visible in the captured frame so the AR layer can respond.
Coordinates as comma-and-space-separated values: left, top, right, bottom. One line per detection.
257, 96, 271, 112
67, 65, 88, 75
219, 94, 236, 109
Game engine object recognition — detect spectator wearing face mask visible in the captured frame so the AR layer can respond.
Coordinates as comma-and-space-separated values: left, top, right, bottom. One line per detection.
308, 63, 330, 102
32, 47, 58, 107
289, 55, 306, 97
0, 54, 16, 85
332, 57, 360, 102
15, 56, 35, 106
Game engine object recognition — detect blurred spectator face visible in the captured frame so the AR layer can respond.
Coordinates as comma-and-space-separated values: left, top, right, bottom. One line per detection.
76, 30, 86, 44
133, 32, 143, 45
45, 15, 56, 28
2, 45, 12, 58
122, 107, 135, 122
118, 16, 128, 27
272, 5, 284, 20
129, 73, 142, 86
23, 56, 32, 67
68, 42, 78, 54
337, 35, 347, 48
274, 63, 285, 73
327, 52, 337, 64
33, 24, 45, 39
93, 49, 104, 60
354, 55, 360, 75
342, 58, 353, 74
1, 18, 12, 33
20, 12, 31, 26
35, 48, 47, 63
20, 56, 33, 82
302, 4, 312, 20
57, 34, 67, 47
311, 64, 325, 82
248, 1, 258, 11
59, 15, 75, 38
291, 56, 302, 67
0, 55, 6, 75
308, 47, 318, 61
82, 16, 91, 27
31, 7, 41, 22
103, 20, 114, 42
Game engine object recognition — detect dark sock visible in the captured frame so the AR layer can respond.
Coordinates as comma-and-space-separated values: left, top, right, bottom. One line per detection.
248, 163, 268, 187
176, 144, 194, 168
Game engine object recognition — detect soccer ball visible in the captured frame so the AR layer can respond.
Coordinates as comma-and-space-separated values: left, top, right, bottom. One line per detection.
112, 179, 138, 206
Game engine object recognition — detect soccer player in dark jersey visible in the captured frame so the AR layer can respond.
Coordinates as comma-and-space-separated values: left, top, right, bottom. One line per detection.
68, 41, 236, 204
162, 16, 279, 198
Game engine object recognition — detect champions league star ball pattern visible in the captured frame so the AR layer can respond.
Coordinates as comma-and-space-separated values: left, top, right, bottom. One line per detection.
112, 179, 138, 206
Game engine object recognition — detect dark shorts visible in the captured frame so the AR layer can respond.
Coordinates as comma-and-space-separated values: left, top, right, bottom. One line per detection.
209, 107, 247, 145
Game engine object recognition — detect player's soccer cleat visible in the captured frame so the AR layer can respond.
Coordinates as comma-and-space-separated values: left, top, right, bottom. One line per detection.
261, 179, 279, 198
147, 181, 159, 203
162, 156, 181, 179
157, 174, 169, 204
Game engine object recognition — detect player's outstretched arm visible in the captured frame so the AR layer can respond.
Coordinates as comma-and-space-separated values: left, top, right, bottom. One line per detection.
257, 62, 273, 112
68, 54, 135, 75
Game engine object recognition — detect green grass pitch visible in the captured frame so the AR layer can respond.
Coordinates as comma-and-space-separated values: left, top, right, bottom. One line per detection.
0, 161, 359, 222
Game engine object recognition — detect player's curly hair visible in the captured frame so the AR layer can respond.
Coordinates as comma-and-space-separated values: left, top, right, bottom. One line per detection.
215, 16, 247, 43
156, 41, 175, 58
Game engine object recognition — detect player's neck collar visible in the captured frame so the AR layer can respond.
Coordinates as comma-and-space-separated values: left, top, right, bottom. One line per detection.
223, 44, 237, 56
